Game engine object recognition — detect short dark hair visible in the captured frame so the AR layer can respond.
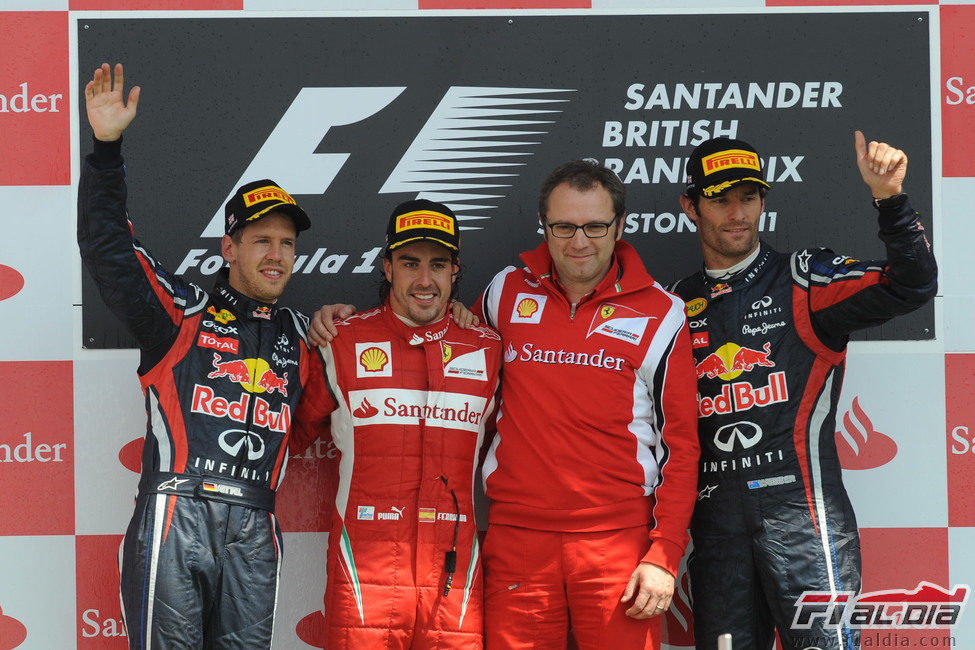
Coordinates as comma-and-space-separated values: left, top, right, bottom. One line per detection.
377, 248, 462, 307
538, 160, 625, 223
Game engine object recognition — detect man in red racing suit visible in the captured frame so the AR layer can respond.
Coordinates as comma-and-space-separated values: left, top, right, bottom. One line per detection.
295, 199, 502, 648
78, 63, 321, 649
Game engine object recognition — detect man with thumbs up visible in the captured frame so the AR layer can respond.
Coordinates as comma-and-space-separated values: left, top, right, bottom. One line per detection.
669, 133, 938, 650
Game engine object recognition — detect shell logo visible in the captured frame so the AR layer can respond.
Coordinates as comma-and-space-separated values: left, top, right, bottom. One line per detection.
0, 265, 25, 301
441, 342, 453, 364
360, 347, 389, 372
516, 298, 539, 319
600, 305, 616, 319
685, 298, 707, 317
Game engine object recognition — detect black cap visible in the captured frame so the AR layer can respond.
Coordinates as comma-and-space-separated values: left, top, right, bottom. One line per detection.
224, 180, 311, 236
685, 137, 771, 198
385, 199, 460, 252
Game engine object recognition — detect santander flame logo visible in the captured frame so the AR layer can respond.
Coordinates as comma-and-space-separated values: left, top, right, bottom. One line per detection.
0, 265, 25, 301
0, 604, 28, 649
835, 397, 898, 470
352, 398, 379, 418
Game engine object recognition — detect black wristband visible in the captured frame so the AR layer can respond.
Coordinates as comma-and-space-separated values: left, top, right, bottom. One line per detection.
872, 193, 908, 210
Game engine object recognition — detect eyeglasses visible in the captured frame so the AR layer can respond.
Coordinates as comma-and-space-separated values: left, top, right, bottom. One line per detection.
544, 215, 620, 239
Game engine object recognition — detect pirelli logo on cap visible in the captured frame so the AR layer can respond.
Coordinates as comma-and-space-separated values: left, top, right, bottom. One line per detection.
395, 210, 455, 235
243, 185, 297, 207
701, 149, 761, 176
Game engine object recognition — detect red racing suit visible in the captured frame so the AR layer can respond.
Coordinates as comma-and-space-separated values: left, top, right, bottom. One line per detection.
295, 305, 502, 649
473, 241, 699, 648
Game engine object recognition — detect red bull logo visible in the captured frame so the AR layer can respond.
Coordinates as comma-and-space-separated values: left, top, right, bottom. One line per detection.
696, 342, 773, 381
207, 353, 288, 396
191, 385, 291, 433
699, 371, 788, 418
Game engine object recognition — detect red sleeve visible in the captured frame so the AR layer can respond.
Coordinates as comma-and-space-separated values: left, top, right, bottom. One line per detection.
291, 345, 337, 454
642, 321, 700, 577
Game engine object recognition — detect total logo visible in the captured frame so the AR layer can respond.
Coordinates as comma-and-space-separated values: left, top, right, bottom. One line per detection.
207, 353, 288, 396
696, 341, 773, 380
0, 265, 25, 301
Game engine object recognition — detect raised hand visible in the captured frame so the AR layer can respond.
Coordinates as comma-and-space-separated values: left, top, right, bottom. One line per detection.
854, 130, 906, 200
85, 62, 140, 142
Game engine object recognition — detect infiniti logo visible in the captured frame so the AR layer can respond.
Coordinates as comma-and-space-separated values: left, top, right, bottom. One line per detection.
218, 429, 266, 460
713, 421, 763, 452
751, 296, 773, 310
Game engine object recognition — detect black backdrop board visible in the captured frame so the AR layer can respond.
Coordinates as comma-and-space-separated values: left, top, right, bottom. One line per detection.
78, 12, 934, 348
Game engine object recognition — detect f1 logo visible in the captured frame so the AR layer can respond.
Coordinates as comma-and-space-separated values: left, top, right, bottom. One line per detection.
201, 86, 572, 236
202, 87, 406, 236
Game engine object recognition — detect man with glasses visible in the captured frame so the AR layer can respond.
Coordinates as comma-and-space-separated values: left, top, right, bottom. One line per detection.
472, 160, 700, 650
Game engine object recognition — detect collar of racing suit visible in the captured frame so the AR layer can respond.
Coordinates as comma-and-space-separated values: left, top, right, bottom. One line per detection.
211, 276, 280, 322
698, 240, 775, 292
379, 300, 452, 346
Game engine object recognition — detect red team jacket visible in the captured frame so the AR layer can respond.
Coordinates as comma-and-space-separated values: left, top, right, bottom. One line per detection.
474, 241, 700, 575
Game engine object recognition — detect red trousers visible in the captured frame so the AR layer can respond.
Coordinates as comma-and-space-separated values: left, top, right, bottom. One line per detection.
483, 524, 660, 650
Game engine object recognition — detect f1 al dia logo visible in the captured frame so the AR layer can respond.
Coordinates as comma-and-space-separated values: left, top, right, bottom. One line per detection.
178, 86, 572, 274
